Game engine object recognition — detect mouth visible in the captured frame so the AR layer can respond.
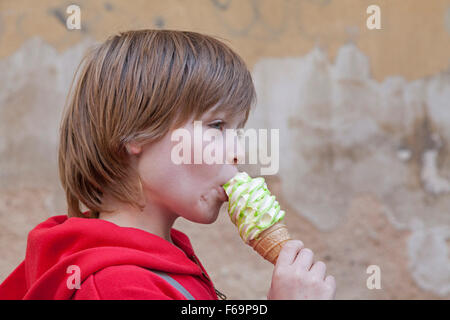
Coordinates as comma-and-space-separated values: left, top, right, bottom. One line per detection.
216, 186, 228, 202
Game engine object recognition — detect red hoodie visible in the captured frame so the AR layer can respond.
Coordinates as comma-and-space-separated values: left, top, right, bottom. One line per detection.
0, 214, 220, 300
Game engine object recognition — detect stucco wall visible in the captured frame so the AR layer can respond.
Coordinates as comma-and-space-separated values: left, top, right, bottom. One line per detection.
1, 0, 449, 299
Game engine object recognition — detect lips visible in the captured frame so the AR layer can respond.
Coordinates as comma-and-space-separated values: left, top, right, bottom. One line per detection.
217, 186, 229, 202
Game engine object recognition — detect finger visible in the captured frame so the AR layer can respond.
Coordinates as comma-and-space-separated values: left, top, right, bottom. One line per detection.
325, 275, 336, 288
325, 275, 336, 298
276, 240, 304, 266
309, 261, 326, 280
294, 248, 314, 271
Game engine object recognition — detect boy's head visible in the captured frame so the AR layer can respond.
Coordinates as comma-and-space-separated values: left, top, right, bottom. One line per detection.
58, 29, 256, 220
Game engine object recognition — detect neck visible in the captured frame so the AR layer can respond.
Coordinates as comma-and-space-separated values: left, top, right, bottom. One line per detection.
98, 193, 178, 245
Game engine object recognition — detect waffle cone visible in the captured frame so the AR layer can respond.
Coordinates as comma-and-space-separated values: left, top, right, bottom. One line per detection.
248, 223, 291, 264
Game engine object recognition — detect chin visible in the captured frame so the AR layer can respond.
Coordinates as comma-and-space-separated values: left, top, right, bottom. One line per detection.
200, 210, 220, 224
196, 204, 222, 224
191, 190, 224, 224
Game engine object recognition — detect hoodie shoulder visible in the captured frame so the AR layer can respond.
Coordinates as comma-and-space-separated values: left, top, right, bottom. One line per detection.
72, 265, 187, 300
1, 215, 214, 299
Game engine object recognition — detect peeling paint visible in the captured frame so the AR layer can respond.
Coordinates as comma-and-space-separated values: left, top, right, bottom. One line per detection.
0, 36, 96, 188
249, 44, 450, 295
408, 220, 450, 296
421, 134, 450, 195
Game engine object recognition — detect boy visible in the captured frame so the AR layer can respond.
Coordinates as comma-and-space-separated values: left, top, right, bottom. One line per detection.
0, 30, 335, 299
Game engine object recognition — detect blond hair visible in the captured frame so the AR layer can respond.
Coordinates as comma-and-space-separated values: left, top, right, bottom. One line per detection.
58, 29, 256, 218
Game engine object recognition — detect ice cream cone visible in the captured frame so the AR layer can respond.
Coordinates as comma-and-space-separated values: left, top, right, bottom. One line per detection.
249, 223, 291, 264
223, 172, 290, 264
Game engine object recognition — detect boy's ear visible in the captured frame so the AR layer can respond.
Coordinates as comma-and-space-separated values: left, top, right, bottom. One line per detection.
126, 142, 142, 156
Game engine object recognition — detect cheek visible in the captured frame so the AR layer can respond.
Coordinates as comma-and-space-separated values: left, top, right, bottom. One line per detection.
138, 140, 223, 222
157, 181, 222, 224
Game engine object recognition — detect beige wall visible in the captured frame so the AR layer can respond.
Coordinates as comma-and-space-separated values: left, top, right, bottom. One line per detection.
1, 0, 449, 299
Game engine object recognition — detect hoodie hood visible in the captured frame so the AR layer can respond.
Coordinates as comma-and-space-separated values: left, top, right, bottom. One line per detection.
0, 215, 216, 299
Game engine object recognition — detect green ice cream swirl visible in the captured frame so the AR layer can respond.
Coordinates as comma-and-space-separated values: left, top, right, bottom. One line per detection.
222, 172, 286, 244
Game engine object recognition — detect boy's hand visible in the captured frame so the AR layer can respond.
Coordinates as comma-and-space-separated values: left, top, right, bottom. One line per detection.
267, 240, 336, 300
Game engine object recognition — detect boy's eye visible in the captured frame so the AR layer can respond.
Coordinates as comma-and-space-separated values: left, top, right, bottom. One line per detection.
208, 120, 226, 131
